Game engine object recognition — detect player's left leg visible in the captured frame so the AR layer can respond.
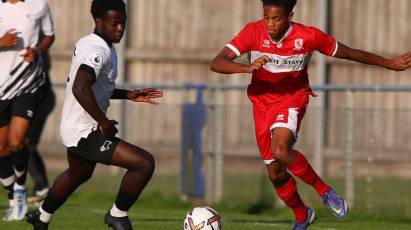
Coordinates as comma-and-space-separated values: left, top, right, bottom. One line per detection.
26, 89, 55, 203
271, 94, 348, 218
271, 128, 331, 195
27, 144, 49, 203
105, 141, 155, 230
271, 123, 348, 218
8, 116, 31, 220
285, 148, 347, 217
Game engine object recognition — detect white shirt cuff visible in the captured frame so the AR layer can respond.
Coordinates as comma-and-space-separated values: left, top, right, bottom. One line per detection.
225, 44, 241, 57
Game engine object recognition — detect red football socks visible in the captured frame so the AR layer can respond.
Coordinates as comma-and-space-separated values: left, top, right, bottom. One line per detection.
275, 176, 307, 222
286, 150, 331, 197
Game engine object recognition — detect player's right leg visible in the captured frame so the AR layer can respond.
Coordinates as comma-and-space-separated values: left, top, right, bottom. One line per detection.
0, 102, 16, 221
26, 153, 96, 229
105, 141, 155, 230
254, 98, 316, 229
267, 162, 315, 228
9, 91, 46, 220
0, 125, 16, 221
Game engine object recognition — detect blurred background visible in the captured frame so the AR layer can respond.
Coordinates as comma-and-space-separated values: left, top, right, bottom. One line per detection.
5, 0, 411, 229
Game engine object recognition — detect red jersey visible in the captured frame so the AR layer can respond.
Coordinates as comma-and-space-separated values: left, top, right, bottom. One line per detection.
227, 20, 338, 110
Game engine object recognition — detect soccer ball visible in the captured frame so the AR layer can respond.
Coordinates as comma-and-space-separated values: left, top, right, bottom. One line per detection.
183, 206, 222, 230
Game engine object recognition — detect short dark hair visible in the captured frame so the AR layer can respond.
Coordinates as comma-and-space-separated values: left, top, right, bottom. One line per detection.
90, 0, 126, 19
261, 0, 297, 14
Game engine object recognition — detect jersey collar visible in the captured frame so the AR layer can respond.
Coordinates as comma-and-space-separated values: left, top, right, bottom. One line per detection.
93, 32, 113, 47
266, 22, 293, 48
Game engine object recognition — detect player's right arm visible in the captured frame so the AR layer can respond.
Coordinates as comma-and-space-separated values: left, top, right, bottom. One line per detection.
334, 43, 411, 71
72, 64, 118, 138
210, 23, 269, 74
0, 29, 18, 48
210, 47, 269, 74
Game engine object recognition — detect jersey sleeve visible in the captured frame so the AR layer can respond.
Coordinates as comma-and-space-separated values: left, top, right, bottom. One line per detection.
80, 47, 110, 78
40, 1, 54, 36
226, 23, 256, 57
312, 27, 338, 57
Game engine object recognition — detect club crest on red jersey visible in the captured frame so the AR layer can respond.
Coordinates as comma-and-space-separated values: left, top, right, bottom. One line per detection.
293, 39, 304, 51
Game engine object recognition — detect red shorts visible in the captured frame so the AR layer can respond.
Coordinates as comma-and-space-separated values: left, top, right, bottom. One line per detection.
251, 94, 309, 164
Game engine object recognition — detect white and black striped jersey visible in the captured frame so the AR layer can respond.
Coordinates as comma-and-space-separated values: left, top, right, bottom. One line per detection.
0, 0, 54, 100
60, 33, 118, 147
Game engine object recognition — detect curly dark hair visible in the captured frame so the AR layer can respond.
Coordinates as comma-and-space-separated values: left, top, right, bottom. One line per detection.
90, 0, 126, 19
261, 0, 297, 14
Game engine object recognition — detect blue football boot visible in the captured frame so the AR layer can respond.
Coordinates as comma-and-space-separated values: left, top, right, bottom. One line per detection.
292, 207, 316, 230
322, 188, 348, 218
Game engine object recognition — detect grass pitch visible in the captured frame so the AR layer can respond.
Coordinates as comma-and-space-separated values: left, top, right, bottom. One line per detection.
0, 171, 410, 229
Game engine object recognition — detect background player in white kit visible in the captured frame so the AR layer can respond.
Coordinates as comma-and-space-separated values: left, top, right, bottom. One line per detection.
0, 0, 54, 221
26, 0, 162, 229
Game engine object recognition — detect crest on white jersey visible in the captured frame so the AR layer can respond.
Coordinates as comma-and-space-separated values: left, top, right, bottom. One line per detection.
294, 39, 304, 51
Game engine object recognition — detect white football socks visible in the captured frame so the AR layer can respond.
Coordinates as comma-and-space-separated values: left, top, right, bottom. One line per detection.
110, 203, 128, 217
39, 207, 52, 223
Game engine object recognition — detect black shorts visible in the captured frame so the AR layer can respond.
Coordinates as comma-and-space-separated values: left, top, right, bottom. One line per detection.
26, 88, 56, 144
67, 129, 120, 165
0, 91, 43, 128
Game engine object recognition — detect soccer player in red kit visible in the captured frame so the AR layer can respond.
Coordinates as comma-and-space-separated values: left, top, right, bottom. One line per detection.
210, 0, 411, 229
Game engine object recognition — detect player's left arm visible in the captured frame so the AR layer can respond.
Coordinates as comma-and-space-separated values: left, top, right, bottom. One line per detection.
22, 0, 55, 63
35, 35, 55, 55
111, 88, 163, 105
35, 0, 55, 57
22, 35, 55, 63
334, 42, 411, 71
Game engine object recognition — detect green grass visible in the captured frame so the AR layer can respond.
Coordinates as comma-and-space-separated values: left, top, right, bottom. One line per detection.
0, 172, 410, 229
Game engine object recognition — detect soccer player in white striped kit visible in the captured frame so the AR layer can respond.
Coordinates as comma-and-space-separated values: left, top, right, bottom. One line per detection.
26, 0, 163, 229
0, 0, 54, 221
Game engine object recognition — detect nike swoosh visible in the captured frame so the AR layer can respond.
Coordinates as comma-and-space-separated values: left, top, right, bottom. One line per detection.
332, 207, 342, 214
